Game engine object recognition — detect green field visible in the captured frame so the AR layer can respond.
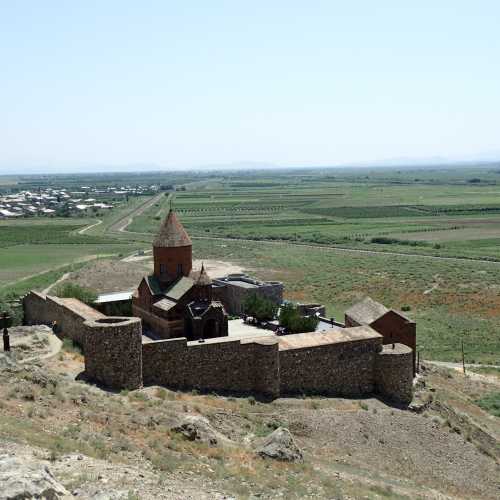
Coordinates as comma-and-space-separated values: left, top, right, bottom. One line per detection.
2, 165, 500, 364
0, 196, 147, 315
126, 167, 500, 261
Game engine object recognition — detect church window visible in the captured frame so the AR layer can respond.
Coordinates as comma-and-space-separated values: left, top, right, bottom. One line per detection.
177, 263, 183, 274
160, 264, 166, 274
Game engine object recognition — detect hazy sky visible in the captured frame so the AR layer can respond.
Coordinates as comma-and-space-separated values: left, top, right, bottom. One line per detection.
1, 1, 499, 172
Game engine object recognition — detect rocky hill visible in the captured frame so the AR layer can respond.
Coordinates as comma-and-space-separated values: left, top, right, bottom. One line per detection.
0, 326, 499, 499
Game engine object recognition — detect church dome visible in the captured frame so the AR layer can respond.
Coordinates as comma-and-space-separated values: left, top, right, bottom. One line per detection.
196, 263, 212, 286
153, 210, 192, 248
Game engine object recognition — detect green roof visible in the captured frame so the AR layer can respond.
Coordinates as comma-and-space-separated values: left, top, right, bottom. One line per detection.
165, 276, 194, 301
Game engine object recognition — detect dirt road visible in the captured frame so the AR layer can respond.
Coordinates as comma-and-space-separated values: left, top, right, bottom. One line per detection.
108, 192, 166, 234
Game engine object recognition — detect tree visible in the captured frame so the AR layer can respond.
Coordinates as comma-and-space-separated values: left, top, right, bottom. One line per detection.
243, 293, 278, 322
279, 302, 319, 334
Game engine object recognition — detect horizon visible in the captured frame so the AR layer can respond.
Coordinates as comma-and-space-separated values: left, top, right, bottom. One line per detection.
2, 1, 500, 173
2, 159, 500, 177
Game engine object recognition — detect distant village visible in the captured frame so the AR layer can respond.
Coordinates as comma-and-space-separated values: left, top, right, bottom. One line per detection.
0, 184, 160, 219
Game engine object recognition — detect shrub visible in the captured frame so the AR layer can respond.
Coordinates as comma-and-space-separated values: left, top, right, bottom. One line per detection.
54, 282, 97, 306
243, 293, 278, 321
279, 303, 319, 334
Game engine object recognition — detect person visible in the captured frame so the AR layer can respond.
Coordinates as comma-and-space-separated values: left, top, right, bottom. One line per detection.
51, 320, 58, 334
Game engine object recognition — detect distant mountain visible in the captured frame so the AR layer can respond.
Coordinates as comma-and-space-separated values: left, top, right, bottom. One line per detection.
2, 156, 500, 176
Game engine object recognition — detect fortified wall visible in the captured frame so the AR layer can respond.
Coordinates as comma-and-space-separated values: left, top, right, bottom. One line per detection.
23, 292, 142, 390
22, 291, 414, 404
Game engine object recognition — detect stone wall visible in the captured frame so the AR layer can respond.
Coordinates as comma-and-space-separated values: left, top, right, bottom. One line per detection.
23, 292, 105, 346
372, 313, 416, 374
84, 317, 143, 390
142, 335, 280, 399
375, 343, 414, 404
23, 291, 51, 326
345, 309, 417, 374
297, 303, 326, 317
212, 275, 283, 315
279, 337, 381, 396
23, 291, 414, 404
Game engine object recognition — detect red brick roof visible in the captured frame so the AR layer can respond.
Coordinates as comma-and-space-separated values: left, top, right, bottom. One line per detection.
153, 210, 192, 248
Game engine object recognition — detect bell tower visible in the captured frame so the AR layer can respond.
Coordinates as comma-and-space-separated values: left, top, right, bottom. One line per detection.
153, 209, 192, 286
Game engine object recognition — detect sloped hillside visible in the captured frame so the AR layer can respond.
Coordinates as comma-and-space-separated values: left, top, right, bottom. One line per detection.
0, 326, 499, 499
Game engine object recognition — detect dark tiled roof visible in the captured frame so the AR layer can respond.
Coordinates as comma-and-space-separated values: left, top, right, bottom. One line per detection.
153, 210, 192, 248
164, 276, 194, 301
345, 297, 389, 325
144, 275, 163, 296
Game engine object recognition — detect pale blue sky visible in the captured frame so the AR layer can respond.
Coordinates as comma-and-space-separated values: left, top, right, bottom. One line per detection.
1, 1, 499, 172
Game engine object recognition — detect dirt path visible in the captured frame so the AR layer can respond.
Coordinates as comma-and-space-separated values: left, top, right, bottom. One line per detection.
77, 219, 102, 234
188, 235, 500, 266
428, 360, 500, 370
20, 332, 62, 364
427, 360, 500, 384
105, 219, 500, 266
108, 192, 165, 234
42, 272, 71, 294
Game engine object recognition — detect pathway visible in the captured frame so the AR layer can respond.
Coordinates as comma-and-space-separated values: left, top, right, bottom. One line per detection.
20, 330, 62, 365
108, 192, 165, 234
42, 272, 71, 294
77, 219, 102, 234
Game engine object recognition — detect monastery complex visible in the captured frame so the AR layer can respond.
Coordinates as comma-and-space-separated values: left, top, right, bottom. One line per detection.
22, 210, 417, 404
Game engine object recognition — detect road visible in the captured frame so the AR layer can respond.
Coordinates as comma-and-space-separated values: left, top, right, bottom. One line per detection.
108, 192, 165, 234
185, 235, 500, 266
94, 193, 500, 267
110, 221, 500, 267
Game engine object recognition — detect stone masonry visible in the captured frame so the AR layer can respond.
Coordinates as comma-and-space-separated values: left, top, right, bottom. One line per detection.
22, 291, 414, 404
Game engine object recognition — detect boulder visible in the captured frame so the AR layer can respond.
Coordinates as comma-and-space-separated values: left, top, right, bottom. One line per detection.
172, 415, 230, 447
0, 454, 71, 499
256, 427, 303, 462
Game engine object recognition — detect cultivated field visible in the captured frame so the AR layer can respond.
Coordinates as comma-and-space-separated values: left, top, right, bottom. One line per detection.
2, 166, 500, 364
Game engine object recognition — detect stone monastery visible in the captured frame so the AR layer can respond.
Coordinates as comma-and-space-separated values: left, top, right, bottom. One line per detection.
23, 210, 416, 404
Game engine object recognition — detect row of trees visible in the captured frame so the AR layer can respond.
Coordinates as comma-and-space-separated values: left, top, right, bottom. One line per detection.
243, 294, 319, 334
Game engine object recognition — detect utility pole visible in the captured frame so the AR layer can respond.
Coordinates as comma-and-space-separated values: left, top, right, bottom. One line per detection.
461, 339, 466, 376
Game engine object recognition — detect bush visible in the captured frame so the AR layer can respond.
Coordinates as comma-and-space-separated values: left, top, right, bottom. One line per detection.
279, 302, 319, 334
54, 282, 97, 305
475, 392, 500, 417
243, 293, 278, 321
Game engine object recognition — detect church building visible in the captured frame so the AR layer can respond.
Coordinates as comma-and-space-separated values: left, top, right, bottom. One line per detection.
132, 209, 228, 341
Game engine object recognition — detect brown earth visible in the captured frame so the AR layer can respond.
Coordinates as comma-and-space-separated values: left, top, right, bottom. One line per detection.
0, 327, 499, 499
56, 257, 246, 295
58, 259, 153, 294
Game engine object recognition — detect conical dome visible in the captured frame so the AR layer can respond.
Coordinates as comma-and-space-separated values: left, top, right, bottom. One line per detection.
196, 263, 212, 286
153, 210, 192, 248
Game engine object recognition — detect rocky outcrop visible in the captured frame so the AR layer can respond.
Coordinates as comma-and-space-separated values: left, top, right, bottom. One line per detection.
256, 427, 303, 462
0, 454, 71, 499
172, 415, 231, 447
